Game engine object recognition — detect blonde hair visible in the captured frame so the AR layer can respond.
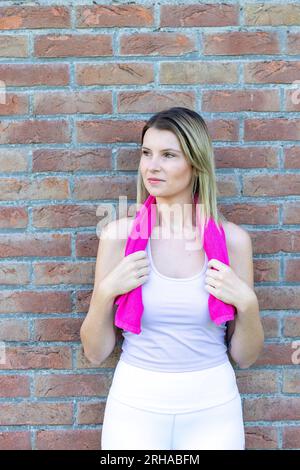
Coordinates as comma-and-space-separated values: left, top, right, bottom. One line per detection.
136, 106, 227, 232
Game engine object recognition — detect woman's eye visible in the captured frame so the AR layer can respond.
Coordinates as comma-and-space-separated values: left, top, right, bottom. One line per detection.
141, 151, 174, 158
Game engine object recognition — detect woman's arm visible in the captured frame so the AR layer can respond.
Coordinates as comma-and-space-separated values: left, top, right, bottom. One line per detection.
224, 223, 264, 369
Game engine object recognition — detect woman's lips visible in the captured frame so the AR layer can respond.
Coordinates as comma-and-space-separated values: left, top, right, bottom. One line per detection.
148, 179, 165, 184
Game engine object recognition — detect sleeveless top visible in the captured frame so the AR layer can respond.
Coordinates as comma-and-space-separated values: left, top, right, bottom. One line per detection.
119, 235, 230, 373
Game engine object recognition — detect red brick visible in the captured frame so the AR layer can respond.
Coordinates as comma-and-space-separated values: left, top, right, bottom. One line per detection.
219, 146, 278, 168
0, 347, 72, 370
0, 233, 71, 258
262, 316, 280, 338
160, 4, 238, 27
0, 207, 28, 228
32, 204, 98, 229
120, 33, 196, 55
243, 174, 300, 196
220, 204, 279, 226
285, 88, 300, 111
76, 5, 153, 28
256, 286, 300, 310
33, 262, 94, 285
283, 369, 300, 393
0, 6, 70, 29
204, 32, 279, 55
0, 291, 71, 314
32, 148, 112, 172
282, 426, 300, 449
250, 230, 300, 254
73, 176, 136, 200
202, 89, 280, 112
0, 431, 31, 450
0, 120, 70, 144
116, 147, 141, 171
283, 316, 300, 337
34, 318, 82, 342
0, 64, 69, 86
0, 374, 30, 397
255, 343, 298, 366
76, 119, 145, 143
283, 202, 300, 224
245, 118, 300, 141
0, 402, 72, 425
236, 369, 278, 394
75, 290, 92, 314
35, 373, 113, 397
284, 147, 300, 169
0, 93, 28, 115
34, 91, 112, 115
245, 426, 278, 449
36, 429, 101, 450
75, 233, 98, 257
118, 90, 195, 113
287, 32, 300, 54
0, 177, 69, 200
245, 61, 300, 83
0, 262, 30, 283
34, 34, 112, 57
243, 397, 300, 421
76, 63, 154, 85
77, 402, 105, 425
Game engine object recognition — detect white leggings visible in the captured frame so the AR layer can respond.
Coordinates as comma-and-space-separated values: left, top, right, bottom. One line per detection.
101, 360, 245, 450
101, 393, 245, 450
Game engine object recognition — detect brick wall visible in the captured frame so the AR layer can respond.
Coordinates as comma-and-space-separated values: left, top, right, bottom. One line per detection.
0, 0, 299, 450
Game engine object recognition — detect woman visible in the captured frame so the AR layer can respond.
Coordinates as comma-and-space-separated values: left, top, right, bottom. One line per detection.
81, 107, 264, 450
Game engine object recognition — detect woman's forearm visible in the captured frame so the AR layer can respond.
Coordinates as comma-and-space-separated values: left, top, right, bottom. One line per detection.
230, 292, 264, 369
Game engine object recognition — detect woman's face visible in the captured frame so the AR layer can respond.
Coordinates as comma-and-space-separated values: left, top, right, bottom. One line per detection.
139, 127, 194, 198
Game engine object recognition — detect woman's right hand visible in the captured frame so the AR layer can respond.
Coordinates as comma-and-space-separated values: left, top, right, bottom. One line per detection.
102, 250, 150, 298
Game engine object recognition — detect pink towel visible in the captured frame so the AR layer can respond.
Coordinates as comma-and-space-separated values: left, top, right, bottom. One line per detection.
113, 192, 236, 334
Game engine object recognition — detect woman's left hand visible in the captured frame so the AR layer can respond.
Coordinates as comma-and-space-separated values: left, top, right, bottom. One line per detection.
204, 258, 254, 310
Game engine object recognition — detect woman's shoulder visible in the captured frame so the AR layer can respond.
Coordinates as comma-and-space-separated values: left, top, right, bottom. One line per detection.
222, 220, 252, 264
222, 220, 251, 247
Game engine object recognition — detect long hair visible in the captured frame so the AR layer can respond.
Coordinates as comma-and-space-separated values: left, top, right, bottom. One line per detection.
136, 106, 227, 231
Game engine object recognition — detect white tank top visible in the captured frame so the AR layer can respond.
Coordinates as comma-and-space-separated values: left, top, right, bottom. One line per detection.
120, 236, 230, 372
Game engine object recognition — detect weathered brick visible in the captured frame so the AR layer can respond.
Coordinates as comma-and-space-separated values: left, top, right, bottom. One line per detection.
120, 33, 196, 56
34, 34, 112, 57
0, 402, 72, 425
0, 233, 71, 258
35, 373, 113, 397
0, 64, 69, 86
0, 35, 28, 56
118, 91, 195, 113
0, 374, 30, 397
202, 89, 280, 112
76, 4, 153, 28
34, 318, 82, 342
0, 120, 70, 144
160, 4, 238, 27
34, 91, 112, 115
36, 429, 101, 450
245, 4, 300, 25
32, 204, 99, 229
32, 148, 112, 172
0, 6, 70, 29
0, 347, 72, 370
203, 32, 279, 55
76, 63, 154, 85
